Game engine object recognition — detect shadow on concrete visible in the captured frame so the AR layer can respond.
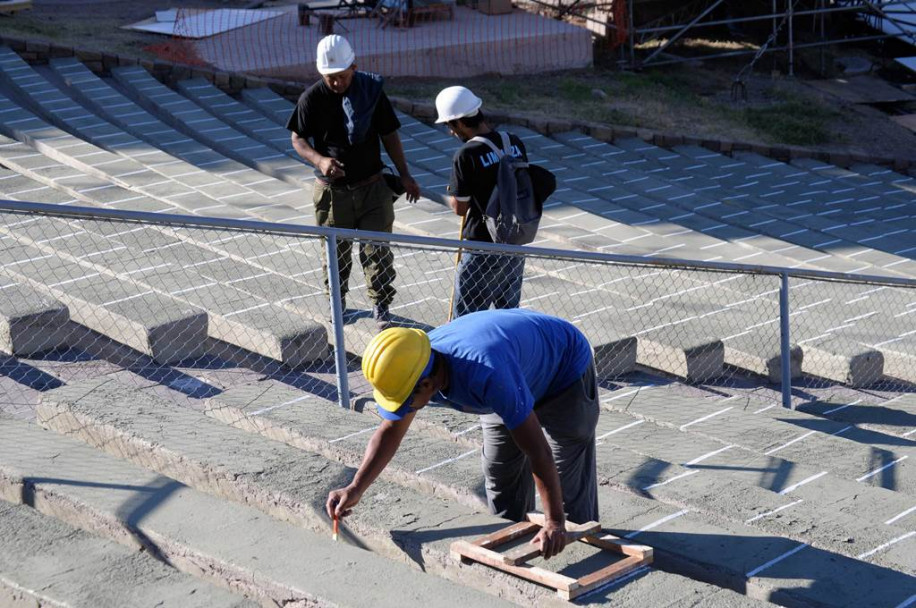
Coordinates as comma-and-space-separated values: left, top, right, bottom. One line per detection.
0, 355, 64, 392
21, 474, 183, 566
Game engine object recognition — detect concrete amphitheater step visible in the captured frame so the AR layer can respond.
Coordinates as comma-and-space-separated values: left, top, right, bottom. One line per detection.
0, 222, 207, 363
0, 499, 255, 608
0, 212, 329, 368
197, 379, 916, 608
597, 387, 916, 497
0, 271, 71, 356
33, 377, 782, 608
110, 65, 308, 187
796, 394, 916, 440
0, 95, 253, 220
552, 131, 913, 277
0, 417, 515, 608
47, 57, 311, 217
176, 78, 297, 155
543, 132, 906, 277
0, 49, 279, 215
848, 163, 916, 198
669, 145, 916, 276
241, 86, 295, 126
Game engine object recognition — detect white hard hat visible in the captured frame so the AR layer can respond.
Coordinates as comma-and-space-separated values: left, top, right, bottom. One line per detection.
435, 86, 482, 124
316, 35, 355, 75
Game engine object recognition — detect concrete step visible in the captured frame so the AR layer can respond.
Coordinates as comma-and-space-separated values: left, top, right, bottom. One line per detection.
240, 86, 295, 126
0, 212, 329, 368
197, 379, 916, 608
0, 270, 71, 356
796, 394, 916, 439
33, 377, 782, 607
0, 49, 281, 216
177, 78, 296, 155
0, 498, 255, 608
0, 94, 252, 220
48, 57, 310, 215
0, 416, 519, 608
597, 387, 916, 497
110, 65, 308, 187
0, 227, 207, 363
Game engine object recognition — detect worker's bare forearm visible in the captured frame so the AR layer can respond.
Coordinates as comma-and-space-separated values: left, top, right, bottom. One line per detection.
291, 132, 323, 167
509, 412, 566, 527
350, 417, 412, 494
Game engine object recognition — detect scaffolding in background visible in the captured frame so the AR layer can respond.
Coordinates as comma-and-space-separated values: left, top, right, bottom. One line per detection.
566, 0, 916, 71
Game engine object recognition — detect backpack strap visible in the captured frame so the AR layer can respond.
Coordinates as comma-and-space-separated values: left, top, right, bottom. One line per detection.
498, 131, 513, 156
469, 134, 503, 157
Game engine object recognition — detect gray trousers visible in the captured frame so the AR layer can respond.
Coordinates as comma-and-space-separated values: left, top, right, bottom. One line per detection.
480, 362, 600, 525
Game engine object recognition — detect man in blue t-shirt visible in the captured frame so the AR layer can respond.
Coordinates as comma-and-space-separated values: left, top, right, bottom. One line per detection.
326, 309, 599, 560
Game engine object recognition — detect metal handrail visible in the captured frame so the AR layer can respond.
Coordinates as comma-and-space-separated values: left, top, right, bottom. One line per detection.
2, 199, 914, 288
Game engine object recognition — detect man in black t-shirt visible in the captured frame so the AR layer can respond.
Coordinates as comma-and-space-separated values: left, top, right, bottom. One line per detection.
435, 86, 527, 319
287, 35, 419, 329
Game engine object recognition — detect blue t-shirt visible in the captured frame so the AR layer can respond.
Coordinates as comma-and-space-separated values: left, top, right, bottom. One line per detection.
378, 309, 592, 429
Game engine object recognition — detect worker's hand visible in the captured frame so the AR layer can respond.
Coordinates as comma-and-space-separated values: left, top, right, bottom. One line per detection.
319, 156, 346, 180
326, 485, 361, 520
530, 520, 567, 560
401, 175, 420, 203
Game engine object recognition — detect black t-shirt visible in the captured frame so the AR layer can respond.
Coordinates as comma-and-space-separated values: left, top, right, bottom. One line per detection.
448, 131, 528, 243
286, 77, 400, 184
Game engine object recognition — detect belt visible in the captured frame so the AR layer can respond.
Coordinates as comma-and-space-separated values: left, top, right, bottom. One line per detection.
317, 172, 383, 191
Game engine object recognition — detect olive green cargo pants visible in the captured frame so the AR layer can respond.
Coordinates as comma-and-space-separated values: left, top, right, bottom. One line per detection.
313, 178, 396, 307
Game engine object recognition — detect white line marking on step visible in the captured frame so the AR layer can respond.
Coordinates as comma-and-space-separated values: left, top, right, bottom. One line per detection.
745, 499, 804, 524
684, 445, 735, 466
642, 470, 700, 491
856, 531, 916, 560
746, 543, 809, 578
857, 456, 908, 482
329, 427, 376, 443
886, 505, 916, 526
625, 509, 689, 539
779, 471, 828, 495
765, 431, 817, 456
680, 407, 732, 431
596, 420, 645, 441
415, 449, 477, 475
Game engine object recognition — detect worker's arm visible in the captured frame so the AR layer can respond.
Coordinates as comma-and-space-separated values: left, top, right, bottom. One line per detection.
447, 195, 469, 217
380, 131, 420, 203
508, 411, 568, 560
326, 411, 416, 519
291, 132, 344, 178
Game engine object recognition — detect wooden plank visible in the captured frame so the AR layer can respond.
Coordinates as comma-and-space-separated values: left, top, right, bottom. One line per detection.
563, 555, 648, 601
525, 512, 600, 533
581, 533, 654, 559
450, 540, 580, 592
473, 521, 539, 549
0, 0, 31, 14
500, 522, 603, 566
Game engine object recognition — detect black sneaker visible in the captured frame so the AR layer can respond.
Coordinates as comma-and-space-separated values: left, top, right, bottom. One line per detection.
372, 303, 392, 330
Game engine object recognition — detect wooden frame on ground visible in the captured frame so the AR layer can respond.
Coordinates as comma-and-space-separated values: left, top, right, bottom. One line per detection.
450, 512, 653, 601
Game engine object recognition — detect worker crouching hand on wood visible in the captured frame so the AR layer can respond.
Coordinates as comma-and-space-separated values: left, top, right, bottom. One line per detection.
325, 309, 600, 559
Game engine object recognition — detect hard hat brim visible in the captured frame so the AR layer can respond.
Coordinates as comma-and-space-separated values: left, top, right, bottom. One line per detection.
317, 63, 353, 76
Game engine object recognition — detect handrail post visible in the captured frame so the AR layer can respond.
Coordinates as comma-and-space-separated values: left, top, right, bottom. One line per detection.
780, 271, 792, 409
326, 233, 350, 409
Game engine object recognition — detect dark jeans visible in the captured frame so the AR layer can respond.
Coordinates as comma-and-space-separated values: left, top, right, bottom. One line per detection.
479, 361, 600, 525
313, 179, 396, 307
452, 251, 525, 318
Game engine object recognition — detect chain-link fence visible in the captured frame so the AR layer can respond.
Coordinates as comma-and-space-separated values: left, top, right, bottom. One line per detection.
1, 200, 914, 420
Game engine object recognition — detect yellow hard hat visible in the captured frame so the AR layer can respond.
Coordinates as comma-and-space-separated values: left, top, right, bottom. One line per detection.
362, 327, 431, 412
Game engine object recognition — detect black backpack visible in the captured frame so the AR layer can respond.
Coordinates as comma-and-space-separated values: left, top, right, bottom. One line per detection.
470, 132, 548, 245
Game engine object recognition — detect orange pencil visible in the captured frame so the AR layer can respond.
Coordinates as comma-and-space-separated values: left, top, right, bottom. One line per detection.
332, 516, 339, 542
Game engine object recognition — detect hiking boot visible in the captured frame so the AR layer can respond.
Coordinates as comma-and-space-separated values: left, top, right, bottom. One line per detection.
372, 303, 392, 330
